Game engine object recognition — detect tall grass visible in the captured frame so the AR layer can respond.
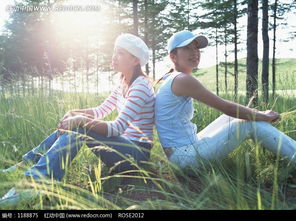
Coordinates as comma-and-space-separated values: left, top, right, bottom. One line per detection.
0, 88, 296, 210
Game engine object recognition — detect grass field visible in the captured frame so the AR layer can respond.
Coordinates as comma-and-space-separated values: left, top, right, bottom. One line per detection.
195, 58, 296, 94
0, 59, 296, 210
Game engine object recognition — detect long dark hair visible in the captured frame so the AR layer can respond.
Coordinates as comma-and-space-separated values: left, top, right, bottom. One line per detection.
120, 63, 150, 97
120, 64, 145, 86
153, 48, 177, 87
153, 68, 174, 87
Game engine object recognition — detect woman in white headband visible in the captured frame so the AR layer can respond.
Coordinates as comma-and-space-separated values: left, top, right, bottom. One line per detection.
0, 34, 154, 205
155, 30, 296, 170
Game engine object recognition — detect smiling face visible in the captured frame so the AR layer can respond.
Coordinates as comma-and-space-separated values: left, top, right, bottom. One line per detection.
112, 46, 140, 73
170, 40, 201, 74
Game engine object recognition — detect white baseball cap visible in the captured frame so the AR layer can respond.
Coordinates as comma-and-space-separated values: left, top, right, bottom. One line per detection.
115, 33, 150, 66
167, 30, 208, 53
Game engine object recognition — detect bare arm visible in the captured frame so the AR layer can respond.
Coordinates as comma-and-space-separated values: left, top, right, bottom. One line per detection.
83, 118, 108, 136
57, 115, 108, 136
67, 109, 96, 119
60, 86, 120, 123
172, 74, 279, 122
58, 88, 119, 130
57, 108, 95, 129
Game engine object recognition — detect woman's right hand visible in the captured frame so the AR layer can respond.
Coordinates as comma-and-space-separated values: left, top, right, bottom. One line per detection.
57, 115, 88, 131
260, 110, 280, 123
57, 110, 76, 129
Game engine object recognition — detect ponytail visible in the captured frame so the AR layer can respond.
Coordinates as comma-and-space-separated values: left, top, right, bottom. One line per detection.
153, 48, 177, 87
153, 68, 174, 87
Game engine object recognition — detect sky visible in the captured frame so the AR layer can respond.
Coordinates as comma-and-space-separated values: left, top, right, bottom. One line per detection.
0, 0, 295, 74
0, 0, 15, 30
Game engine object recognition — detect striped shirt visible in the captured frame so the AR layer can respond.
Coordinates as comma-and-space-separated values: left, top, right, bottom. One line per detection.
92, 76, 155, 143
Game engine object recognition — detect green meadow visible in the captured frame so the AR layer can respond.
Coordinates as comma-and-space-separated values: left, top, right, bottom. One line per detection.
196, 58, 296, 94
0, 58, 296, 210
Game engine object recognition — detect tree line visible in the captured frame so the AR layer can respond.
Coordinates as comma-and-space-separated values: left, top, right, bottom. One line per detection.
0, 0, 295, 104
247, 0, 294, 105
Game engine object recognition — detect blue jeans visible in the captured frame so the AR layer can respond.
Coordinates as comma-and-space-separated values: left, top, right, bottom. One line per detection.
168, 114, 296, 168
23, 128, 152, 181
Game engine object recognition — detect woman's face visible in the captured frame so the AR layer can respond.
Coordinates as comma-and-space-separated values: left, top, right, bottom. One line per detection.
170, 40, 201, 73
112, 46, 139, 73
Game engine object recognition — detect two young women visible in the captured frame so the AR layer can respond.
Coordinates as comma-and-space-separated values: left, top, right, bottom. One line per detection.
2, 31, 296, 200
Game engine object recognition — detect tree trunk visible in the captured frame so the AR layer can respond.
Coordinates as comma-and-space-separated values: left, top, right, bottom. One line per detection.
16, 80, 20, 96
74, 65, 77, 94
22, 76, 26, 96
133, 0, 139, 36
187, 0, 190, 29
96, 46, 99, 95
31, 75, 34, 95
1, 79, 5, 98
215, 27, 219, 96
85, 39, 89, 94
144, 0, 149, 75
246, 0, 258, 106
152, 0, 156, 80
48, 78, 52, 95
41, 75, 44, 94
262, 0, 269, 103
80, 59, 84, 93
272, 0, 278, 99
224, 26, 228, 94
234, 0, 238, 101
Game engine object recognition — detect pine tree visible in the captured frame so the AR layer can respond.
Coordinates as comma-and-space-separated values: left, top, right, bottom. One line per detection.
270, 0, 291, 99
199, 0, 225, 95
198, 0, 243, 95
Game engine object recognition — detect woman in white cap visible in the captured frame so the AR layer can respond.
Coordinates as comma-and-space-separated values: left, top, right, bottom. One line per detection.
155, 30, 296, 170
0, 33, 154, 203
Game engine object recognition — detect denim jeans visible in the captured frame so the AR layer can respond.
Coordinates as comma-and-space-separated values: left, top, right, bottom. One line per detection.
23, 128, 152, 181
168, 114, 296, 168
